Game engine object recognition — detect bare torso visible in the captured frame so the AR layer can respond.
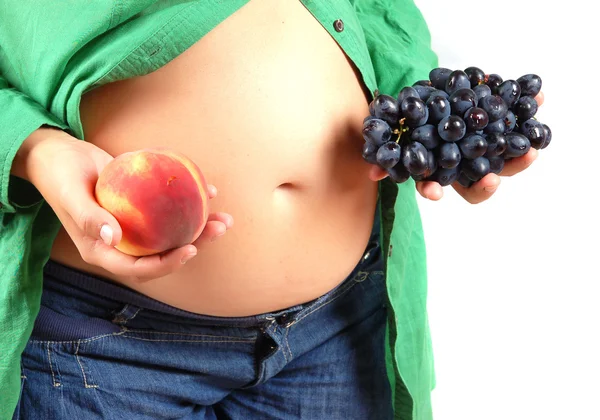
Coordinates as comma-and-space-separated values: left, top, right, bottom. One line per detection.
50, 0, 379, 316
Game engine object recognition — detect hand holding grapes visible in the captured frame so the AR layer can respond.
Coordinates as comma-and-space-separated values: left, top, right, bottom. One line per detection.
364, 67, 551, 204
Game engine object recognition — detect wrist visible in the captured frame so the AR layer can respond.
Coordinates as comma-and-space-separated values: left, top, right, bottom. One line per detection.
11, 126, 70, 182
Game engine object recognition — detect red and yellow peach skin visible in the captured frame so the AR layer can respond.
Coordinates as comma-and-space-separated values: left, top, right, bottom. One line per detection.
95, 148, 209, 256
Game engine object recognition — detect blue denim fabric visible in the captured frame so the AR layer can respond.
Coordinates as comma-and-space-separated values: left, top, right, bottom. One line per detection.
14, 208, 392, 420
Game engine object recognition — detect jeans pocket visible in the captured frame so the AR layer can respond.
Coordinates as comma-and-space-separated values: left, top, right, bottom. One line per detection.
119, 326, 256, 344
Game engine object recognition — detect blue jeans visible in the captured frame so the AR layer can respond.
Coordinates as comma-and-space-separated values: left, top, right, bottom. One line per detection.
14, 208, 392, 420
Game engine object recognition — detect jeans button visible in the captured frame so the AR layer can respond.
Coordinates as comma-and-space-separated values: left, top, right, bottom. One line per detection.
277, 313, 296, 328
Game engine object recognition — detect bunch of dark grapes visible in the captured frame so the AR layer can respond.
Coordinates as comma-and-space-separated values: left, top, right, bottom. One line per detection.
362, 66, 552, 187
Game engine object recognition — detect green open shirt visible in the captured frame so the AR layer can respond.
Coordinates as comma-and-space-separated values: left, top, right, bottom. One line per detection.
0, 1, 438, 418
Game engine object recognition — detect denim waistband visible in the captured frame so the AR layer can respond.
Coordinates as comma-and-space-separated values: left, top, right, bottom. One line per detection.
40, 200, 383, 332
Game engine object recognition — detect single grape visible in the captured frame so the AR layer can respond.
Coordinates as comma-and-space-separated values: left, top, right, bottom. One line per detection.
488, 155, 505, 174
503, 110, 516, 132
426, 94, 451, 124
376, 141, 402, 168
464, 107, 489, 131
473, 84, 492, 102
483, 119, 506, 134
445, 70, 471, 95
413, 85, 437, 101
438, 142, 461, 169
400, 96, 429, 128
462, 156, 491, 182
362, 118, 392, 146
426, 149, 437, 177
410, 124, 441, 149
479, 95, 509, 121
438, 115, 466, 142
387, 161, 411, 183
411, 173, 425, 182
458, 133, 487, 159
429, 67, 453, 90
413, 79, 432, 87
427, 89, 449, 99
401, 141, 429, 175
483, 132, 507, 157
519, 118, 546, 149
513, 96, 538, 121
429, 166, 459, 187
541, 124, 552, 149
373, 94, 401, 127
456, 171, 474, 188
412, 150, 437, 181
362, 142, 378, 165
448, 88, 477, 116
497, 80, 521, 107
364, 115, 376, 124
516, 74, 542, 97
504, 132, 531, 158
397, 86, 420, 105
464, 66, 486, 88
485, 74, 503, 94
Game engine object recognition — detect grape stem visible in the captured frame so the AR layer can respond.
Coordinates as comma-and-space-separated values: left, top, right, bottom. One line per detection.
394, 119, 409, 144
392, 128, 404, 144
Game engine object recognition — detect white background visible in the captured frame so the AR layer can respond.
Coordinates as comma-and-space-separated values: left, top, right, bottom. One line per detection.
413, 1, 600, 419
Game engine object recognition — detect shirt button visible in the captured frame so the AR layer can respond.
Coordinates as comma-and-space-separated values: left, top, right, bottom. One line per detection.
333, 19, 344, 32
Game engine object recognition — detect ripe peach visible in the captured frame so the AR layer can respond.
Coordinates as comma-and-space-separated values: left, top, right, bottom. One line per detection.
95, 148, 209, 256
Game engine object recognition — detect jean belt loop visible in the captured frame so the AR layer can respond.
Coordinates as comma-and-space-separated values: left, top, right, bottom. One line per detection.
112, 304, 143, 326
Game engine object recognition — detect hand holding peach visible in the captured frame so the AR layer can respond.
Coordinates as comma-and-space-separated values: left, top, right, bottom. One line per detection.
23, 130, 232, 281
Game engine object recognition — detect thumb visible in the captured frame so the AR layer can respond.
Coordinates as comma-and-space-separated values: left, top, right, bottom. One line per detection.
60, 181, 123, 247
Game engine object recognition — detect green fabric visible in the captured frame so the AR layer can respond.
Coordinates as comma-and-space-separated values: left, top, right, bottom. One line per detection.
0, 1, 438, 418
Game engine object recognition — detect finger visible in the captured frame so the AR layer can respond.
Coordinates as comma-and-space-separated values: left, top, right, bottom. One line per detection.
207, 211, 234, 229
91, 150, 116, 175
207, 184, 217, 199
500, 148, 538, 177
451, 173, 501, 204
85, 213, 234, 281
81, 238, 198, 282
192, 220, 229, 249
535, 91, 544, 107
369, 165, 389, 182
59, 178, 123, 247
416, 181, 444, 201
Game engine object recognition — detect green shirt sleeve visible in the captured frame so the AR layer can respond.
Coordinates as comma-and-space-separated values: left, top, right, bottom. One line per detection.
0, 76, 69, 418
0, 76, 68, 214
353, 0, 438, 96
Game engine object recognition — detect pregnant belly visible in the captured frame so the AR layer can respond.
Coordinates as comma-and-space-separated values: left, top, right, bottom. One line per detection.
49, 0, 380, 316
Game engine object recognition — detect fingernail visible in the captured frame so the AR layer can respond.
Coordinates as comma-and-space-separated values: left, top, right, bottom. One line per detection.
181, 252, 196, 264
483, 186, 498, 193
100, 224, 113, 246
